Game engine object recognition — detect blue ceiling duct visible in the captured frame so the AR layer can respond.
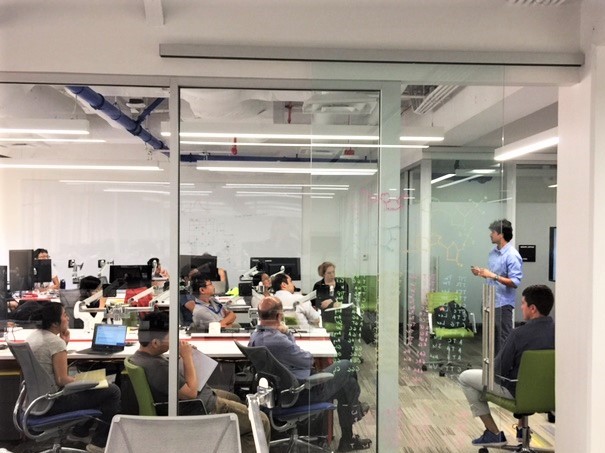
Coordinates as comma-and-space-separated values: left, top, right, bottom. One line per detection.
66, 86, 168, 150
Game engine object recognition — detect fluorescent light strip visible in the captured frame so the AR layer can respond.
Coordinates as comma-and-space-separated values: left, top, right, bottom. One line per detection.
167, 132, 378, 141
198, 166, 376, 176
104, 189, 169, 195
181, 190, 212, 194
495, 137, 559, 161
399, 136, 444, 142
0, 128, 89, 135
486, 197, 513, 204
548, 184, 558, 188
494, 128, 559, 161
60, 180, 193, 186
0, 137, 104, 143
0, 164, 163, 171
223, 183, 349, 190
236, 191, 335, 196
470, 169, 497, 174
436, 175, 482, 189
431, 173, 456, 184
236, 193, 306, 198
182, 140, 426, 149
311, 196, 334, 199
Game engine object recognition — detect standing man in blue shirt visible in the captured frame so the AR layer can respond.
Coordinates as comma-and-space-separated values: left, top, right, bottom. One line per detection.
471, 219, 523, 353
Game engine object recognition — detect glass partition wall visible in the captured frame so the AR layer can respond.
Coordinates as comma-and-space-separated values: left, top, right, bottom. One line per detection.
177, 87, 381, 449
0, 72, 557, 452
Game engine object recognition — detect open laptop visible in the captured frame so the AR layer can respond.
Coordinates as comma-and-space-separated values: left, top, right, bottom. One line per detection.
78, 324, 128, 355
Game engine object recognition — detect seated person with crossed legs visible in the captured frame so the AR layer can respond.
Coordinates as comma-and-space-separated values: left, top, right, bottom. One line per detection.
249, 296, 371, 452
458, 284, 555, 447
130, 311, 269, 453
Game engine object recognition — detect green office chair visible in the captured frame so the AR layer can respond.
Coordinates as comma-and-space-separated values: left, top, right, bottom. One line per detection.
123, 357, 207, 416
480, 349, 555, 453
423, 291, 476, 376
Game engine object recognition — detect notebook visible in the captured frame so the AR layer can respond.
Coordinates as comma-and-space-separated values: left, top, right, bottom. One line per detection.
78, 324, 128, 355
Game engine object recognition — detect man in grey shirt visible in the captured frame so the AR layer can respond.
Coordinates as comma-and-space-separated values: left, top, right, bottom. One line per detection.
130, 312, 268, 453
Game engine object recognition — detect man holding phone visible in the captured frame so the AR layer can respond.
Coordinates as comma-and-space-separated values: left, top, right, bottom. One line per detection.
471, 219, 523, 354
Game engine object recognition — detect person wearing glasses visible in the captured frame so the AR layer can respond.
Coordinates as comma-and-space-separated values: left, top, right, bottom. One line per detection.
34, 248, 60, 290
191, 275, 238, 330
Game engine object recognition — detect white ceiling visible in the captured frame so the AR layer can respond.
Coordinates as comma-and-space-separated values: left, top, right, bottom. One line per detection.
0, 82, 558, 170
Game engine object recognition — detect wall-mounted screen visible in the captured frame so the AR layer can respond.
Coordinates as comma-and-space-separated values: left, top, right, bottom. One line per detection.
0, 265, 7, 332
549, 226, 556, 282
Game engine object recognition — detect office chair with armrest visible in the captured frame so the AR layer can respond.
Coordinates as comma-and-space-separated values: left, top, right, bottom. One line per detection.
423, 291, 476, 376
58, 289, 83, 329
235, 342, 336, 453
104, 413, 241, 453
123, 357, 206, 416
479, 349, 555, 453
7, 342, 102, 453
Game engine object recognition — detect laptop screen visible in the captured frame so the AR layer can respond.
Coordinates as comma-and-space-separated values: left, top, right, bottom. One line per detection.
92, 324, 127, 349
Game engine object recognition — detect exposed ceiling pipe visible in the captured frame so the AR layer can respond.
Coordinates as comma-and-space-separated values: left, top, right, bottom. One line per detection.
66, 86, 168, 150
413, 85, 460, 115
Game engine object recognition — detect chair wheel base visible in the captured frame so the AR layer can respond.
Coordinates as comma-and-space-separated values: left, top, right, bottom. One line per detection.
478, 448, 489, 453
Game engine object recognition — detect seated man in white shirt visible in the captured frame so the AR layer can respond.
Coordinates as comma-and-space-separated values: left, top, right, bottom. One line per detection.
272, 273, 320, 330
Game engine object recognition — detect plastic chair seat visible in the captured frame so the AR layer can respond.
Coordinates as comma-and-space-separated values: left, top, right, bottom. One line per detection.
484, 350, 555, 452
433, 326, 474, 340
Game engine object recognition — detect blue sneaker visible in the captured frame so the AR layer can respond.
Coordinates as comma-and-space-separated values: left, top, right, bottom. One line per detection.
471, 430, 507, 447
515, 425, 531, 444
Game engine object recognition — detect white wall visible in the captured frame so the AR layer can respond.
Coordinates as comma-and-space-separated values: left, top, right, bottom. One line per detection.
1, 168, 384, 292
515, 202, 556, 319
0, 1, 581, 79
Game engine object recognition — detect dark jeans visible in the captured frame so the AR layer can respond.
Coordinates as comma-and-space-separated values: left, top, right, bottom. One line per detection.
307, 360, 360, 432
494, 305, 514, 355
46, 383, 121, 447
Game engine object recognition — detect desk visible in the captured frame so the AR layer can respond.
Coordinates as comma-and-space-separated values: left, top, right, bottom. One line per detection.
0, 327, 337, 362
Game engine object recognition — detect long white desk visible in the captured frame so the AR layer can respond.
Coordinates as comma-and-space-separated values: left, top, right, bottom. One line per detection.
0, 327, 337, 362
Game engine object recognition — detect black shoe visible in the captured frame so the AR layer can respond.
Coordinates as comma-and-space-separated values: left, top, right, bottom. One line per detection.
350, 402, 370, 423
337, 435, 372, 452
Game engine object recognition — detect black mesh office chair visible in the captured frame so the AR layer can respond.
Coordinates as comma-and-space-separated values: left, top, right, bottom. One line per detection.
235, 342, 336, 453
8, 342, 102, 453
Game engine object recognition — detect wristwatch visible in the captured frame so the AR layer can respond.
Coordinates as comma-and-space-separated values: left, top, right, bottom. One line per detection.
493, 274, 499, 281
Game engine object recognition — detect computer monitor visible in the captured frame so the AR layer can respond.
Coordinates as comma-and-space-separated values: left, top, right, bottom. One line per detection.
180, 255, 220, 281
0, 266, 7, 334
9, 249, 34, 292
33, 259, 52, 283
249, 257, 301, 281
109, 265, 152, 288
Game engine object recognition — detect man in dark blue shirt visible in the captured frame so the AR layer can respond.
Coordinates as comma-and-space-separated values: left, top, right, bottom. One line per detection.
458, 285, 555, 447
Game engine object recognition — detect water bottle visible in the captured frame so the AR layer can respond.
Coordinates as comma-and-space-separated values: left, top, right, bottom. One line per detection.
60, 279, 66, 289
